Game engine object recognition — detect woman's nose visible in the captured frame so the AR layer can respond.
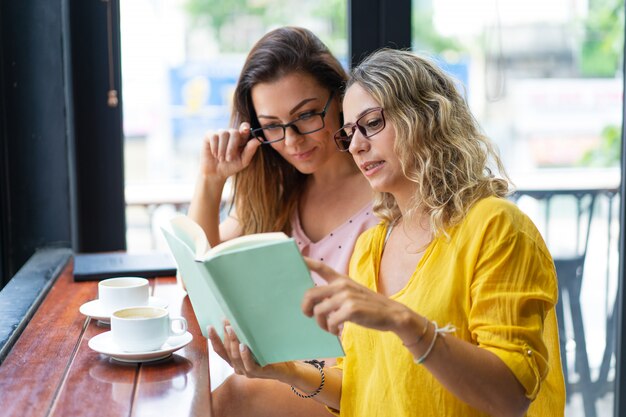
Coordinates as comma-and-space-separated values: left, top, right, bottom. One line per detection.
348, 129, 370, 155
283, 125, 305, 146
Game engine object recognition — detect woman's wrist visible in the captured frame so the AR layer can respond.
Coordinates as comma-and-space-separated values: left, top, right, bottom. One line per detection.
275, 361, 323, 390
394, 309, 428, 347
197, 171, 227, 190
290, 360, 325, 398
191, 172, 227, 207
188, 172, 228, 232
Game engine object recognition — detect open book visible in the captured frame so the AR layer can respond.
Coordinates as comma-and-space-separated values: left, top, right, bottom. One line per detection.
161, 215, 344, 366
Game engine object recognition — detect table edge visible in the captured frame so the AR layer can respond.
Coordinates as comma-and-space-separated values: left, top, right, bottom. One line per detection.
0, 247, 72, 363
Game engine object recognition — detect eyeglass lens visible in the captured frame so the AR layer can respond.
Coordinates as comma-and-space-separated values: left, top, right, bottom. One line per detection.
252, 92, 334, 143
259, 114, 324, 142
334, 108, 385, 151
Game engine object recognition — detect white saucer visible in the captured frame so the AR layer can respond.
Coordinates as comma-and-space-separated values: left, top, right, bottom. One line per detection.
79, 297, 168, 322
88, 331, 193, 363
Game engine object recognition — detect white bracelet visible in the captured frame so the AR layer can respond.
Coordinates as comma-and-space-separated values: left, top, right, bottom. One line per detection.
414, 321, 456, 365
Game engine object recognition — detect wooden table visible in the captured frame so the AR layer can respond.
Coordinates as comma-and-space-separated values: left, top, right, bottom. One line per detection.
0, 261, 212, 416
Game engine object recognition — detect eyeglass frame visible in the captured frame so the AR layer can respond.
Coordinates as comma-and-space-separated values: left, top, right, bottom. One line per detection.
333, 107, 386, 152
250, 92, 336, 144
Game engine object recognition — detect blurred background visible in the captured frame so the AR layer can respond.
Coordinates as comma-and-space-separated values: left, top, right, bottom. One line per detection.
121, 0, 623, 248
119, 1, 622, 416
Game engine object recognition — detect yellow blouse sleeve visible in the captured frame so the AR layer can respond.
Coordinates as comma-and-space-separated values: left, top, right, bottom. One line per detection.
467, 207, 558, 399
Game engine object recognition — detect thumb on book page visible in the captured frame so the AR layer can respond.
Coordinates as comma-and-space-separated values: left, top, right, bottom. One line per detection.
304, 257, 342, 283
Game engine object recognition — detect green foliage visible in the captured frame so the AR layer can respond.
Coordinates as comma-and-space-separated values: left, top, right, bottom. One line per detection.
411, 0, 460, 53
412, 13, 459, 53
577, 0, 623, 167
184, 0, 347, 54
185, 0, 264, 32
581, 0, 624, 77
579, 125, 622, 167
311, 0, 347, 53
184, 0, 456, 56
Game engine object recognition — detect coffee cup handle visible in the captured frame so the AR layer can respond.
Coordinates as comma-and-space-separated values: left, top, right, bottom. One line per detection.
169, 316, 188, 336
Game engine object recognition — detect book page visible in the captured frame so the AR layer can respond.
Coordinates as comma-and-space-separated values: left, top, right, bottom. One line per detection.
204, 232, 288, 259
161, 226, 226, 338
170, 215, 210, 259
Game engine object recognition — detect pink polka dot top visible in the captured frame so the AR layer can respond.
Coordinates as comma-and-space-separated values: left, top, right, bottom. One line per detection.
291, 202, 379, 286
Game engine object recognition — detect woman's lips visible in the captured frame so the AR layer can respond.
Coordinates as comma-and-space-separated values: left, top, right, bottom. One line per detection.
360, 160, 385, 177
292, 148, 316, 160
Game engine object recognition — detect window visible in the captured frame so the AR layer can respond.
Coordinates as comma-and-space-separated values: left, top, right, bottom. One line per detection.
120, 0, 348, 251
412, 0, 623, 415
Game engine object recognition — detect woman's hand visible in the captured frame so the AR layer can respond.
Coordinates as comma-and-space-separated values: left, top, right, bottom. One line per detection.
305, 259, 531, 417
302, 258, 419, 339
208, 321, 344, 408
200, 123, 262, 180
207, 322, 296, 382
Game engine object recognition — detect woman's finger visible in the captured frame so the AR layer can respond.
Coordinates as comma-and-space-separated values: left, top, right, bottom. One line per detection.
304, 257, 343, 283
302, 274, 356, 317
239, 343, 259, 373
325, 309, 344, 336
325, 301, 360, 335
206, 132, 219, 159
225, 325, 246, 374
240, 137, 262, 167
217, 130, 231, 161
207, 326, 232, 366
312, 301, 333, 333
225, 128, 243, 162
239, 122, 251, 135
301, 284, 339, 317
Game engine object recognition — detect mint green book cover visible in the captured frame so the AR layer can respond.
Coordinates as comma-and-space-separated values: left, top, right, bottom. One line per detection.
161, 226, 344, 366
161, 228, 226, 340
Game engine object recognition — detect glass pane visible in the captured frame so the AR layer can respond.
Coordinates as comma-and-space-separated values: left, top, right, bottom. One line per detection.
120, 0, 348, 251
412, 0, 623, 415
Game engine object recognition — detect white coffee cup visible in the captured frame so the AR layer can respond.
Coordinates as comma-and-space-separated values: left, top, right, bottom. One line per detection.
98, 277, 150, 313
111, 306, 187, 352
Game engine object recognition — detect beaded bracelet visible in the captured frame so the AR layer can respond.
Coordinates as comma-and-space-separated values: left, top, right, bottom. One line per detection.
290, 360, 326, 399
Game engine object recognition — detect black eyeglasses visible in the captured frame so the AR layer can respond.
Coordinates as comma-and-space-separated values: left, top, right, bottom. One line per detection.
251, 92, 335, 144
333, 107, 386, 151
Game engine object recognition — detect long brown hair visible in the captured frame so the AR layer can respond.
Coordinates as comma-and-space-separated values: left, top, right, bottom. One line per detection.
230, 27, 347, 234
348, 49, 510, 236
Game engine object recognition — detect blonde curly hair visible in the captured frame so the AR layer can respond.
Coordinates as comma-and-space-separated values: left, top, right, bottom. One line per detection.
348, 49, 510, 236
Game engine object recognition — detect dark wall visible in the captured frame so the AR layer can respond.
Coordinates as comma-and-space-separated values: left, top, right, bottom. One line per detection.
348, 0, 412, 68
70, 0, 126, 252
0, 0, 127, 288
0, 0, 74, 286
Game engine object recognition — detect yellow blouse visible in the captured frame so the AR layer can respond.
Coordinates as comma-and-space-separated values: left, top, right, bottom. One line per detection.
333, 197, 565, 417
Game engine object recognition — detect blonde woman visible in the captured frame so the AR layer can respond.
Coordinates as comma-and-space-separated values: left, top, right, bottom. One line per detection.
212, 49, 566, 417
